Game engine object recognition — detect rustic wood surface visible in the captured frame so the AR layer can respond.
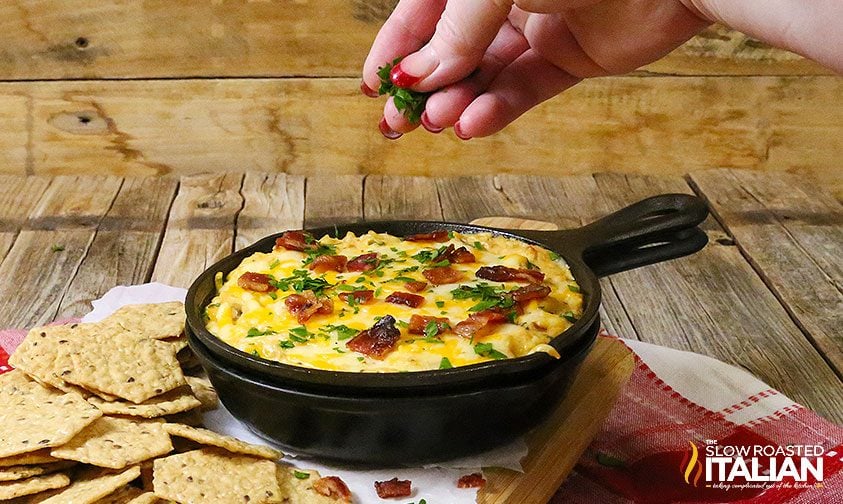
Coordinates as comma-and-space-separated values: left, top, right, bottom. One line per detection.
0, 76, 839, 199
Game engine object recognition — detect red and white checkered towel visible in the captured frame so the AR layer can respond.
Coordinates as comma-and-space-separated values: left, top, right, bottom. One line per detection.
1, 306, 840, 502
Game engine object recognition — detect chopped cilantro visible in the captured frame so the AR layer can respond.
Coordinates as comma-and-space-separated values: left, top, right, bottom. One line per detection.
357, 356, 365, 362
376, 58, 429, 123
472, 241, 485, 250
428, 259, 450, 268
355, 276, 367, 283
424, 320, 440, 339
270, 269, 330, 296
279, 340, 295, 349
395, 319, 409, 329
269, 259, 280, 269
399, 265, 419, 273
562, 311, 578, 323
549, 251, 561, 261
439, 357, 453, 369
435, 300, 445, 308
374, 287, 383, 297
393, 276, 417, 283
321, 324, 359, 341
447, 230, 455, 239
293, 471, 310, 480
474, 343, 507, 360
246, 327, 275, 338
301, 242, 337, 266
268, 292, 277, 300
568, 284, 581, 293
412, 250, 436, 263
333, 347, 346, 354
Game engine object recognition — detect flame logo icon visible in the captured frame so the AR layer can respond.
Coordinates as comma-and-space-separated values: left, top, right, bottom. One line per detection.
681, 441, 703, 487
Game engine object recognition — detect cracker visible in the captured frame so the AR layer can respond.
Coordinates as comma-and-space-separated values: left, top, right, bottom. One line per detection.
125, 491, 162, 504
0, 472, 70, 500
100, 302, 185, 340
153, 448, 282, 504
51, 417, 173, 469
0, 449, 58, 467
37, 466, 141, 504
0, 369, 33, 387
97, 485, 158, 504
162, 424, 281, 460
163, 410, 204, 427
88, 386, 201, 418
0, 461, 75, 482
162, 335, 188, 353
0, 380, 102, 458
186, 376, 218, 411
276, 467, 340, 504
8, 324, 86, 390
65, 329, 185, 404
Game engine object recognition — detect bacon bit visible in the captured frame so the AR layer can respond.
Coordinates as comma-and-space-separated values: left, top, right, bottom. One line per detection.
313, 476, 352, 502
285, 291, 333, 323
338, 290, 374, 304
510, 283, 551, 304
374, 478, 412, 498
404, 230, 450, 242
476, 265, 545, 283
403, 281, 428, 293
385, 291, 425, 308
346, 315, 401, 359
455, 309, 508, 338
237, 272, 275, 293
309, 254, 348, 273
346, 253, 380, 272
274, 230, 316, 252
408, 315, 451, 335
433, 244, 476, 264
422, 266, 464, 285
457, 473, 486, 488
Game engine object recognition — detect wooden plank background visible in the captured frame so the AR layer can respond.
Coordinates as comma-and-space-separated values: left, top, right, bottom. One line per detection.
0, 1, 839, 198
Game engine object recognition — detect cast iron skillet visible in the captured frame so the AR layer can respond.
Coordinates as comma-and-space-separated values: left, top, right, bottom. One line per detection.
185, 193, 709, 463
186, 193, 709, 394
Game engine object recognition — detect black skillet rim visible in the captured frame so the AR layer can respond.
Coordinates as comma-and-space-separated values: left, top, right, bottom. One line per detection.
185, 220, 601, 392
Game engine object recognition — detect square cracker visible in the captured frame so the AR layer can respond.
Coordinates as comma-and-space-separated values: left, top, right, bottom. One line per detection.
0, 449, 58, 467
96, 485, 159, 504
0, 380, 102, 458
100, 302, 185, 340
0, 461, 75, 482
162, 424, 281, 460
185, 376, 218, 411
51, 417, 173, 469
8, 324, 86, 390
0, 472, 70, 500
65, 329, 185, 404
87, 386, 201, 418
37, 465, 141, 504
153, 448, 282, 504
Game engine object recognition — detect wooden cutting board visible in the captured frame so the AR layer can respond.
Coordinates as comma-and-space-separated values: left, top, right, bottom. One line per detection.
470, 217, 636, 504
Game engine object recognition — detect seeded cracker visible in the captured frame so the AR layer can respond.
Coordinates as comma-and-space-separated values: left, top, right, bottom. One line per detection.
88, 386, 201, 418
51, 417, 173, 469
163, 424, 282, 460
0, 461, 75, 482
186, 375, 218, 411
0, 472, 70, 500
153, 448, 282, 504
100, 302, 185, 340
0, 449, 58, 467
66, 328, 185, 404
96, 485, 154, 504
37, 465, 141, 504
276, 467, 341, 504
8, 324, 85, 390
0, 381, 102, 458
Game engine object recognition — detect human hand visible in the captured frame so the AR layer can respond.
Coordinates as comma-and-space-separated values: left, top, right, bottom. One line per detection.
362, 0, 843, 140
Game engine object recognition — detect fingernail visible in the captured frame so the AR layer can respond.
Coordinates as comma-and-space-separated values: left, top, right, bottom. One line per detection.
360, 80, 379, 98
453, 121, 472, 140
379, 117, 402, 140
421, 111, 443, 134
391, 49, 437, 87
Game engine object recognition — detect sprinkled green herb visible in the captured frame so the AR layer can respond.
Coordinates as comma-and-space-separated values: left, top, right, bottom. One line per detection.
51, 244, 65, 252
568, 284, 581, 293
246, 327, 275, 338
428, 260, 450, 268
357, 356, 365, 362
268, 292, 277, 300
562, 311, 578, 323
439, 357, 453, 370
412, 250, 436, 263
321, 324, 359, 341
474, 343, 507, 360
376, 58, 429, 123
393, 276, 417, 283
374, 287, 383, 297
472, 241, 485, 251
269, 259, 280, 269
424, 320, 440, 339
301, 242, 337, 266
396, 319, 409, 329
447, 230, 455, 239
355, 276, 367, 283
399, 266, 420, 273
293, 471, 310, 480
289, 326, 311, 339
279, 340, 295, 349
549, 251, 561, 261
435, 300, 445, 308
333, 347, 346, 354
270, 269, 331, 296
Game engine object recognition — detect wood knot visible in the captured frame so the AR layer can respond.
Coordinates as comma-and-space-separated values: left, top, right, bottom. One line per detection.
48, 110, 109, 135
75, 37, 90, 49
196, 197, 225, 210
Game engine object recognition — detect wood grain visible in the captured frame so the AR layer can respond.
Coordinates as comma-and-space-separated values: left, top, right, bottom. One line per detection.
0, 175, 51, 261
304, 175, 364, 227
0, 77, 839, 197
235, 173, 305, 251
0, 175, 121, 328
0, 0, 825, 80
689, 169, 843, 376
151, 173, 243, 288
363, 175, 442, 221
478, 337, 635, 504
57, 177, 177, 318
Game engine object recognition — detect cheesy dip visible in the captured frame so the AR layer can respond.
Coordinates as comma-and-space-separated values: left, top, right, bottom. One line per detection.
204, 230, 583, 372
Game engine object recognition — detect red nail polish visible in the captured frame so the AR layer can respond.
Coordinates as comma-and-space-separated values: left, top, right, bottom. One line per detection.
453, 121, 472, 140
360, 80, 379, 98
379, 117, 402, 140
390, 62, 422, 88
421, 112, 443, 134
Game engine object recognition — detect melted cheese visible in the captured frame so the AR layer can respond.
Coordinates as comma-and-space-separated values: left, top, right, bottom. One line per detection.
205, 231, 583, 372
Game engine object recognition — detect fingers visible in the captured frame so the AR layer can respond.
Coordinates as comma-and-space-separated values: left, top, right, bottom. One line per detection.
455, 49, 581, 138
362, 0, 446, 95
390, 0, 514, 92
380, 96, 420, 140
422, 21, 530, 131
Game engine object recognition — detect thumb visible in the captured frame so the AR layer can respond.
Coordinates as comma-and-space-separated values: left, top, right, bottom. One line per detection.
390, 0, 513, 92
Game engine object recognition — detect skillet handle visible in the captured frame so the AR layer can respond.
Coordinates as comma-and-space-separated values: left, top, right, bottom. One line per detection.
550, 194, 709, 277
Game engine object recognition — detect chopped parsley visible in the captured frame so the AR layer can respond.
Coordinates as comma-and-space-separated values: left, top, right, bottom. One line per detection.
412, 250, 436, 263
293, 471, 310, 480
278, 340, 295, 349
435, 300, 445, 308
549, 251, 561, 261
270, 269, 331, 296
398, 265, 419, 273
439, 357, 453, 369
452, 283, 516, 313
288, 326, 312, 343
320, 324, 359, 341
428, 259, 450, 268
301, 242, 337, 266
568, 284, 581, 293
268, 259, 280, 269
424, 320, 441, 339
376, 58, 429, 123
393, 276, 417, 283
246, 327, 276, 338
472, 241, 485, 250
474, 343, 507, 360
562, 311, 578, 323
268, 292, 277, 300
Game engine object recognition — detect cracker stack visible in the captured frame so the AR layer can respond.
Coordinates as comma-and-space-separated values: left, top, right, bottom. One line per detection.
0, 302, 349, 504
